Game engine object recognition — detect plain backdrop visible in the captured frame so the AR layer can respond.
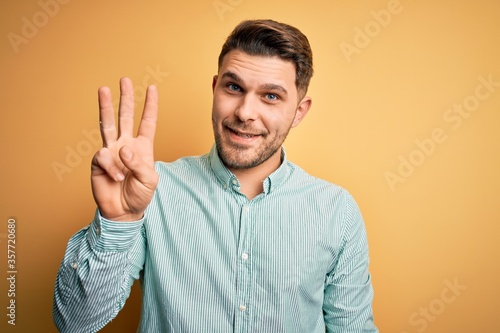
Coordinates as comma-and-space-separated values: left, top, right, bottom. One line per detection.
1, 0, 499, 332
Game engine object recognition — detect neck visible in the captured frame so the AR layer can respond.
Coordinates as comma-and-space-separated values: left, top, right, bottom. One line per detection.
229, 149, 282, 200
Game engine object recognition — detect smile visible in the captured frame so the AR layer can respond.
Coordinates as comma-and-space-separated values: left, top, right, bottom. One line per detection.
226, 126, 263, 143
232, 130, 257, 138
229, 126, 261, 137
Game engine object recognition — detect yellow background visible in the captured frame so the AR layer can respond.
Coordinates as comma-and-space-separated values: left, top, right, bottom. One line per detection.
1, 0, 499, 332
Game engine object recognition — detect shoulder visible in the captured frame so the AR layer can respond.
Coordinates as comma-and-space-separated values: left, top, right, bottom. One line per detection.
154, 153, 210, 175
152, 154, 215, 191
285, 161, 361, 215
286, 161, 345, 194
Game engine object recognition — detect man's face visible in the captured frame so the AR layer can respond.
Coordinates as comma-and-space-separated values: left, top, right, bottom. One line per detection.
212, 50, 311, 171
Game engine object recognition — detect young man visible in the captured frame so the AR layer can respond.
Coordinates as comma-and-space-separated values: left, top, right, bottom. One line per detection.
53, 19, 378, 332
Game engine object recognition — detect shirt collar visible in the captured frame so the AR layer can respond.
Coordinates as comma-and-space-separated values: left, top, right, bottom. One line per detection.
209, 144, 289, 195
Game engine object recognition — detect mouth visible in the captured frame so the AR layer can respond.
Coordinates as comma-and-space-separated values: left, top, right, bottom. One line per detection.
225, 126, 263, 144
229, 128, 259, 138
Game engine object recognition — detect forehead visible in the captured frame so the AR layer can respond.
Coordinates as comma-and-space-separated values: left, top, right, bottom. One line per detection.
219, 50, 296, 88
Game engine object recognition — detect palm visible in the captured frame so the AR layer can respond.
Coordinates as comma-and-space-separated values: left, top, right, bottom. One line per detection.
91, 78, 159, 221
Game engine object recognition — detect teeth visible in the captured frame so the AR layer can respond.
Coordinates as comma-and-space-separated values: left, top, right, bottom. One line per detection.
232, 129, 255, 138
229, 127, 258, 138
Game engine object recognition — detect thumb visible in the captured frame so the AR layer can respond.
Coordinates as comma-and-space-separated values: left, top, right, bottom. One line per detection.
119, 146, 158, 188
119, 145, 134, 163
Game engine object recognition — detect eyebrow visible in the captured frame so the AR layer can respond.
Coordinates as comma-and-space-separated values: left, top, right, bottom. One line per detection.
221, 71, 288, 96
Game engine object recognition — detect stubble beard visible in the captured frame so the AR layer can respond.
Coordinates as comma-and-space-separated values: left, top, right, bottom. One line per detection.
213, 120, 291, 170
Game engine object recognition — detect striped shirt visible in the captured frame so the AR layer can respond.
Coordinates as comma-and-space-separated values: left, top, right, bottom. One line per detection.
53, 145, 378, 332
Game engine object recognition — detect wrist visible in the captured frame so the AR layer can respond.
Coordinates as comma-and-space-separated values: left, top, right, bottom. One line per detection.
99, 210, 144, 222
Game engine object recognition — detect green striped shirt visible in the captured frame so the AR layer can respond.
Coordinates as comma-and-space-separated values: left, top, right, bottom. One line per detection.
53, 145, 377, 332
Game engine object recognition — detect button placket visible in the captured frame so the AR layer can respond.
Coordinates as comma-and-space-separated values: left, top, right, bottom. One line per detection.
234, 201, 253, 332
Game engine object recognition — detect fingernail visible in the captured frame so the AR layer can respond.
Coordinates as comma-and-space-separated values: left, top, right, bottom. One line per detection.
116, 173, 125, 181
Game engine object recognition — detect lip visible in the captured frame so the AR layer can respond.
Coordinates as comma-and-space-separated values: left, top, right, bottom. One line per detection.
226, 126, 261, 144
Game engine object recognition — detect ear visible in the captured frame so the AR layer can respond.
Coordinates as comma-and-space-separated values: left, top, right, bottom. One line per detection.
291, 96, 312, 128
212, 75, 218, 92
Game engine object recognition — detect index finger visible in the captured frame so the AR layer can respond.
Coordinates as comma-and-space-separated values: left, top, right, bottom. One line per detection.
98, 86, 117, 147
137, 85, 158, 142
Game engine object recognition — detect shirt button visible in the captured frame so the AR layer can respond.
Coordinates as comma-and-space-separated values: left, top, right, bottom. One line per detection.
239, 305, 246, 312
232, 179, 238, 185
72, 262, 78, 269
241, 253, 248, 260
96, 226, 101, 236
243, 205, 249, 213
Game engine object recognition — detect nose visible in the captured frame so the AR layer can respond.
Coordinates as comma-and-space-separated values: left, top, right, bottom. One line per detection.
234, 94, 257, 122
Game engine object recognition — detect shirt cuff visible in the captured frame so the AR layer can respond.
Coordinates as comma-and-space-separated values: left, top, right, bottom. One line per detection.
87, 209, 144, 252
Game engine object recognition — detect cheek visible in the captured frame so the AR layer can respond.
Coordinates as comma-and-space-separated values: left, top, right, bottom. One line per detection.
211, 97, 224, 122
212, 94, 234, 119
264, 109, 295, 132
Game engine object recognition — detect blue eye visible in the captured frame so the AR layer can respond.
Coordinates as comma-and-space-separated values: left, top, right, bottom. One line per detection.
228, 83, 241, 91
265, 93, 278, 101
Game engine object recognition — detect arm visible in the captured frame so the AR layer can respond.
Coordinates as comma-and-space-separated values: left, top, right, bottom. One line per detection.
323, 192, 378, 333
53, 211, 146, 333
53, 77, 159, 331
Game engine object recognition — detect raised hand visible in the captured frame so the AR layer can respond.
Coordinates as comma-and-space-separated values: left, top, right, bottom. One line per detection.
91, 77, 159, 221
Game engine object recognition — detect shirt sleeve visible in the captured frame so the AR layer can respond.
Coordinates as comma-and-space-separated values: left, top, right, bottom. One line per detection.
323, 191, 378, 333
53, 210, 146, 333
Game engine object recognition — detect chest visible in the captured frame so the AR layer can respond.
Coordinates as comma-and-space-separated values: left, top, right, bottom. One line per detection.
145, 188, 341, 293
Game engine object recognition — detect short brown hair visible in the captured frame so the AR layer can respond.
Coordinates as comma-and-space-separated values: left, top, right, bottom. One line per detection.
218, 19, 314, 98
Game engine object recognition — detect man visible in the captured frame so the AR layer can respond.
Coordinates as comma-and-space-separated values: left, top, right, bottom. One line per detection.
53, 19, 378, 332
